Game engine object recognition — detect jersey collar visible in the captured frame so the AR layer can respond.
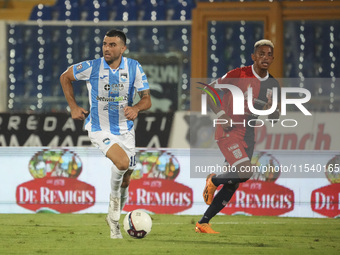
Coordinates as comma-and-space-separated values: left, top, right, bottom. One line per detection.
251, 64, 269, 81
103, 57, 125, 70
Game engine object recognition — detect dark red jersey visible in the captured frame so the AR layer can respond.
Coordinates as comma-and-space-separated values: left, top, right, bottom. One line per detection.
215, 65, 280, 144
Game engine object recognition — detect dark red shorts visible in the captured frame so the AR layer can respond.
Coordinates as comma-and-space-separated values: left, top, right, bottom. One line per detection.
217, 137, 250, 166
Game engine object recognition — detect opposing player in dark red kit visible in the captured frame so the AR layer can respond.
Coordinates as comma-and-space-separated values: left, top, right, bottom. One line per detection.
195, 39, 281, 234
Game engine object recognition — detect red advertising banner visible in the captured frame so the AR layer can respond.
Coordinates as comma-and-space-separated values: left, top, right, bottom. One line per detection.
311, 183, 340, 218
221, 180, 295, 216
16, 177, 95, 213
124, 179, 193, 214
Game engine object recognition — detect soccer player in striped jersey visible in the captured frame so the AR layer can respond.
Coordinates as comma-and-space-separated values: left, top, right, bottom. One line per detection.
60, 29, 151, 239
195, 39, 280, 234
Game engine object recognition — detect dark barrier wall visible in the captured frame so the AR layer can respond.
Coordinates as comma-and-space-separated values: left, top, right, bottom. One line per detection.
0, 112, 173, 148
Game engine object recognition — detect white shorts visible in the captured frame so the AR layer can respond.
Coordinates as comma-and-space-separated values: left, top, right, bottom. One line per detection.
88, 129, 136, 167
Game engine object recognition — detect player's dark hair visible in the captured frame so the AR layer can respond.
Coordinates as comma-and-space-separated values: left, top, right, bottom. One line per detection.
105, 29, 126, 45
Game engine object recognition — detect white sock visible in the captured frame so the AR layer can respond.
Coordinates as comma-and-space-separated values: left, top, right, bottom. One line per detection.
120, 186, 129, 212
110, 164, 127, 198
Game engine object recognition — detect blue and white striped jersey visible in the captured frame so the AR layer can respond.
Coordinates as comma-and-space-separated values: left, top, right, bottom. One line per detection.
73, 57, 149, 135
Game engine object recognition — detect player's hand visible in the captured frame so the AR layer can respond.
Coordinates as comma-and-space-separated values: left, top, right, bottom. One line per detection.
124, 106, 139, 120
263, 94, 272, 110
70, 106, 88, 120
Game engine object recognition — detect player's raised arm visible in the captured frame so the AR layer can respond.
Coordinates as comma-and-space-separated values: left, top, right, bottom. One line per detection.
60, 66, 88, 120
124, 89, 151, 121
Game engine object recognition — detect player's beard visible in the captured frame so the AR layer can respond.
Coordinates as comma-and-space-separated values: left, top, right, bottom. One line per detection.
104, 54, 120, 67
105, 57, 113, 66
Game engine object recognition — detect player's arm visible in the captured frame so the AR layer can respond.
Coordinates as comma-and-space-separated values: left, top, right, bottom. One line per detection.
60, 66, 88, 120
124, 89, 151, 121
265, 81, 281, 122
263, 97, 280, 124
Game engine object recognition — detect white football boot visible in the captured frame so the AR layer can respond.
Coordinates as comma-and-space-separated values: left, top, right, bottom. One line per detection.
106, 196, 122, 239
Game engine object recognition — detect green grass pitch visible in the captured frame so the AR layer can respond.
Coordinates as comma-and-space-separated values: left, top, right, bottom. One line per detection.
0, 214, 339, 255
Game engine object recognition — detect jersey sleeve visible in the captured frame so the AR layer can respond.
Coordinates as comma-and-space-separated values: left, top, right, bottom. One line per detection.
73, 60, 93, 81
219, 68, 241, 83
134, 62, 149, 91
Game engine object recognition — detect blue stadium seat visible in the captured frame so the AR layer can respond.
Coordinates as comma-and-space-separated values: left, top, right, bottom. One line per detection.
29, 5, 53, 20
139, 1, 166, 20
170, 0, 195, 20
53, 2, 81, 20
125, 27, 139, 52
54, 0, 79, 7
80, 0, 109, 21
112, 1, 138, 21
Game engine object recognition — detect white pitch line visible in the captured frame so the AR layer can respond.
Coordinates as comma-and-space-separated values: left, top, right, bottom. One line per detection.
153, 221, 330, 225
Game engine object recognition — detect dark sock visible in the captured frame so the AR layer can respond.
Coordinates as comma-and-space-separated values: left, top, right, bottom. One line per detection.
211, 171, 242, 186
199, 184, 238, 224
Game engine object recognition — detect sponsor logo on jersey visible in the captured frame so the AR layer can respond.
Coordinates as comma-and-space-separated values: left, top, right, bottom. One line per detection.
76, 64, 83, 70
96, 95, 128, 102
103, 83, 125, 93
228, 143, 239, 151
103, 104, 126, 111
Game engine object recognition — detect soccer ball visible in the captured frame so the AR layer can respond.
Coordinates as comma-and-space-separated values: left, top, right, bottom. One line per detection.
123, 210, 152, 239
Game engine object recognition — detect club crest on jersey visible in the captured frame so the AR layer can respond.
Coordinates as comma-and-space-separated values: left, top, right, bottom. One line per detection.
103, 138, 110, 145
232, 149, 242, 159
120, 73, 128, 82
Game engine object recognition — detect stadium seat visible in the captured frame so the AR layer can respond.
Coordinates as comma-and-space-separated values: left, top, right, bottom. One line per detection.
53, 0, 78, 7
170, 0, 195, 20
139, 0, 166, 21
53, 1, 81, 20
29, 4, 53, 20
109, 0, 138, 21
79, 0, 109, 21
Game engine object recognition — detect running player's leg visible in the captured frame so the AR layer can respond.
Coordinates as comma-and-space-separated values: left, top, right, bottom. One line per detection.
120, 169, 133, 212
88, 131, 133, 239
106, 131, 136, 238
107, 143, 130, 202
105, 143, 130, 239
199, 183, 239, 224
198, 138, 253, 233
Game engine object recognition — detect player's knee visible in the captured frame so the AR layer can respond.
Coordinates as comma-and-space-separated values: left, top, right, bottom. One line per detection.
116, 158, 130, 170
